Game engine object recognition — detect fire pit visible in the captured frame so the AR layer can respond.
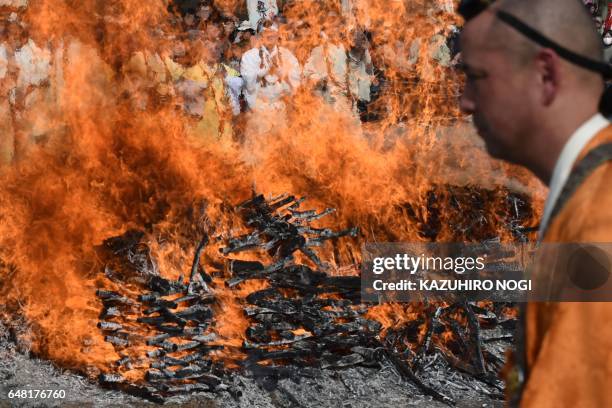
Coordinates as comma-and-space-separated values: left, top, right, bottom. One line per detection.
82, 191, 529, 406
0, 183, 533, 406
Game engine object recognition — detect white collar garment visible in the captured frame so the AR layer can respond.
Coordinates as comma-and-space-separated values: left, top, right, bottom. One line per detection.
538, 113, 610, 239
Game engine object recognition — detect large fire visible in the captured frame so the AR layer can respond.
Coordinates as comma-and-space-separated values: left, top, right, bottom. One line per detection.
0, 0, 543, 383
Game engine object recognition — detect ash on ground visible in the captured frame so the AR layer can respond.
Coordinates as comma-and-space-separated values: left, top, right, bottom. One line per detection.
1, 321, 506, 408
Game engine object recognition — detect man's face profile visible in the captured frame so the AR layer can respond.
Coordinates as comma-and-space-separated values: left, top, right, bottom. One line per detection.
459, 12, 532, 165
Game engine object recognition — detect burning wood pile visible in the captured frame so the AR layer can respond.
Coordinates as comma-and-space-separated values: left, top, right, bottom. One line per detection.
95, 230, 229, 402
93, 194, 365, 401
90, 191, 528, 405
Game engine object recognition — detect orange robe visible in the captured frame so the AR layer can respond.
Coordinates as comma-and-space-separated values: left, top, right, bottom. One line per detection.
520, 126, 612, 407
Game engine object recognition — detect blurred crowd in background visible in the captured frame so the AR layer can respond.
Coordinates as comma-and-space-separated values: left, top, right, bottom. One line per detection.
0, 0, 463, 165
3, 0, 611, 167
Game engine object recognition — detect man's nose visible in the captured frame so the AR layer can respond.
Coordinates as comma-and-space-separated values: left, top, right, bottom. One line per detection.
459, 91, 475, 115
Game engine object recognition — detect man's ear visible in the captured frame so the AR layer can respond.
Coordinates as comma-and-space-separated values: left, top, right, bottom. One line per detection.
535, 48, 561, 106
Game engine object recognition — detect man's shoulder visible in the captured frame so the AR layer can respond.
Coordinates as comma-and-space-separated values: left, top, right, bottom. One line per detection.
546, 159, 612, 242
580, 123, 612, 157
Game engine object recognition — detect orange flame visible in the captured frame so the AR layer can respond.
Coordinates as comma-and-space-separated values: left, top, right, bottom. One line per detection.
0, 0, 543, 377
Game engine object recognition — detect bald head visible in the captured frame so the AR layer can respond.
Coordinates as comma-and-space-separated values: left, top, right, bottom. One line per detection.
473, 0, 604, 85
497, 0, 601, 58
459, 0, 606, 183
